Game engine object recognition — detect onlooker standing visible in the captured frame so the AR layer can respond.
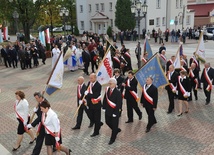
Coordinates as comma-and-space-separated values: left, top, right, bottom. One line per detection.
82, 46, 91, 75
0, 45, 9, 67
18, 46, 26, 70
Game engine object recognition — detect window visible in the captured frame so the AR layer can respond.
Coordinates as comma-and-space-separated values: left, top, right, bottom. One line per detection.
80, 21, 84, 30
89, 4, 91, 12
80, 5, 83, 13
96, 4, 99, 11
156, 0, 161, 8
162, 17, 165, 26
180, 0, 183, 8
101, 3, 104, 12
156, 17, 160, 26
186, 15, 190, 25
109, 2, 113, 11
149, 20, 154, 26
111, 19, 113, 27
90, 21, 92, 30
176, 0, 179, 8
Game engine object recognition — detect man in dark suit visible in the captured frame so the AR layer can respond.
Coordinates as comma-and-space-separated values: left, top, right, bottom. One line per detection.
112, 51, 121, 69
165, 65, 179, 114
113, 68, 124, 91
166, 55, 175, 72
122, 70, 142, 123
97, 42, 104, 59
84, 73, 103, 137
7, 45, 18, 68
82, 46, 91, 75
188, 63, 199, 101
201, 62, 214, 105
90, 46, 98, 73
0, 45, 9, 67
72, 76, 92, 130
103, 78, 122, 145
140, 77, 158, 133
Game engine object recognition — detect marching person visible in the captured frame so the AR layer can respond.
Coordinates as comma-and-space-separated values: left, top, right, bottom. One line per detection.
140, 77, 158, 133
165, 65, 179, 114
122, 49, 133, 74
13, 91, 35, 151
113, 68, 124, 91
188, 63, 199, 101
27, 92, 48, 155
201, 62, 214, 105
51, 44, 61, 69
177, 70, 191, 116
40, 100, 71, 155
103, 78, 122, 145
82, 46, 91, 75
122, 70, 142, 123
84, 73, 103, 136
67, 43, 78, 72
159, 50, 167, 71
112, 50, 121, 69
166, 55, 175, 72
90, 46, 99, 73
72, 76, 93, 130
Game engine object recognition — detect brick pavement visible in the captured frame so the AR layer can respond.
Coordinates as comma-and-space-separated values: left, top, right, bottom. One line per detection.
0, 40, 214, 155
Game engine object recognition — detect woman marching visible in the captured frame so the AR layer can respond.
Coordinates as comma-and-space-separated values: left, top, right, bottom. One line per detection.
13, 90, 35, 151
176, 70, 191, 116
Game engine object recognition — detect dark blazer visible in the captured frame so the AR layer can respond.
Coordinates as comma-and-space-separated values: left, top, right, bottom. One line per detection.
166, 60, 173, 71
177, 76, 191, 93
1, 48, 7, 58
112, 56, 121, 69
201, 68, 214, 85
165, 71, 179, 91
188, 68, 199, 81
82, 50, 91, 63
115, 75, 124, 90
189, 57, 200, 70
86, 81, 102, 109
123, 77, 138, 101
77, 83, 86, 106
103, 87, 122, 117
140, 84, 158, 109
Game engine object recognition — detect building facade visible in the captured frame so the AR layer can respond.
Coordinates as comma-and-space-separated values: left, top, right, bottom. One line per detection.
76, 0, 195, 35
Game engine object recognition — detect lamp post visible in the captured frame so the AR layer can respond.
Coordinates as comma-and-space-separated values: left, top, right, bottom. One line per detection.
177, 5, 186, 31
59, 7, 69, 36
174, 16, 178, 30
12, 10, 19, 35
131, 0, 148, 69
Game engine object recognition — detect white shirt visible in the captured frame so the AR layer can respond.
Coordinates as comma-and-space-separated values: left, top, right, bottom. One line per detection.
43, 108, 60, 134
15, 99, 29, 125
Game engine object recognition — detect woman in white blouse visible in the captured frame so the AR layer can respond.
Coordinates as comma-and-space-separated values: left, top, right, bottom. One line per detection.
13, 90, 35, 151
40, 100, 71, 155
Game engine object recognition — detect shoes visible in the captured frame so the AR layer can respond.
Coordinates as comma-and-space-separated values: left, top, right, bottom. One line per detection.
12, 145, 21, 151
195, 96, 198, 100
185, 111, 189, 114
205, 101, 210, 105
145, 129, 150, 133
167, 111, 172, 114
69, 149, 72, 155
100, 122, 104, 127
90, 133, 99, 137
139, 113, 142, 120
108, 140, 115, 145
29, 138, 36, 144
187, 98, 192, 102
72, 126, 80, 130
177, 113, 183, 117
125, 120, 133, 123
118, 128, 121, 133
88, 122, 94, 128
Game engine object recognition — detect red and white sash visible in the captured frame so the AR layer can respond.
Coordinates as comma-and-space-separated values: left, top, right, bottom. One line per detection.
189, 69, 198, 90
178, 76, 189, 97
91, 95, 102, 104
168, 59, 173, 65
167, 72, 176, 92
14, 103, 29, 132
36, 122, 42, 135
181, 66, 187, 72
142, 57, 147, 63
42, 113, 61, 149
124, 52, 131, 59
126, 79, 139, 101
77, 85, 81, 99
160, 54, 166, 62
113, 57, 120, 64
105, 87, 116, 109
191, 57, 198, 68
143, 85, 153, 105
204, 69, 212, 91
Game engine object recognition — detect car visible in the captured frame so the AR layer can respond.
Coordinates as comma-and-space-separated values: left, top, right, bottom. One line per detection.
30, 34, 36, 40
52, 27, 63, 32
204, 27, 214, 40
62, 25, 72, 31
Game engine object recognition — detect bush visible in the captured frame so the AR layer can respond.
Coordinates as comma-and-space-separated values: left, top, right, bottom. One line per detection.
74, 26, 79, 36
107, 26, 112, 38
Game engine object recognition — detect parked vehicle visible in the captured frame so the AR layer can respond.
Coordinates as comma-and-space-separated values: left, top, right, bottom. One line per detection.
203, 27, 214, 40
52, 27, 63, 32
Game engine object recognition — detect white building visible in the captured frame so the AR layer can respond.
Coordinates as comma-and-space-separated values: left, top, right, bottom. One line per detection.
76, 0, 195, 35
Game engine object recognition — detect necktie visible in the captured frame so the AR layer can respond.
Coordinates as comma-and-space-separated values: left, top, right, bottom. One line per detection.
109, 89, 112, 96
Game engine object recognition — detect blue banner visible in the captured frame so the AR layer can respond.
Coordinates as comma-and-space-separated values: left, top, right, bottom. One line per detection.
72, 55, 77, 66
144, 39, 153, 59
135, 54, 168, 88
64, 60, 68, 65
46, 86, 58, 95
79, 56, 83, 64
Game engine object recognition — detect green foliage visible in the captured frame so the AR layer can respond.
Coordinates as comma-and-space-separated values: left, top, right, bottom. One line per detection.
115, 0, 135, 31
74, 26, 79, 36
107, 26, 112, 38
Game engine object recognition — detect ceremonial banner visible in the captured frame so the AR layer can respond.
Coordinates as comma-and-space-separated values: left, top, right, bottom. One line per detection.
196, 32, 206, 63
173, 45, 181, 69
144, 38, 153, 59
0, 29, 3, 43
179, 44, 183, 56
45, 28, 50, 44
63, 47, 72, 62
135, 53, 168, 88
46, 51, 64, 95
96, 47, 113, 85
3, 27, 8, 40
39, 31, 46, 46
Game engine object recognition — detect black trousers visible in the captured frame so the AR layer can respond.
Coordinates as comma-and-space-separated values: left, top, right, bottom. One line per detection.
88, 108, 101, 134
2, 57, 9, 67
105, 114, 119, 141
189, 82, 198, 100
76, 104, 91, 127
167, 89, 175, 112
203, 83, 211, 103
91, 61, 98, 73
126, 99, 142, 121
20, 59, 26, 70
32, 125, 45, 155
84, 62, 89, 75
145, 106, 157, 130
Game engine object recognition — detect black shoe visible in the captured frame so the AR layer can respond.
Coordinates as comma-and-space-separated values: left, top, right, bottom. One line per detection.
100, 122, 103, 127
72, 126, 80, 130
90, 133, 99, 137
177, 113, 183, 117
88, 122, 94, 128
167, 111, 172, 114
108, 140, 115, 145
187, 98, 192, 102
145, 129, 150, 133
12, 145, 21, 151
69, 149, 72, 155
118, 128, 121, 133
139, 112, 142, 120
205, 101, 210, 105
29, 138, 36, 144
195, 97, 198, 100
125, 120, 133, 123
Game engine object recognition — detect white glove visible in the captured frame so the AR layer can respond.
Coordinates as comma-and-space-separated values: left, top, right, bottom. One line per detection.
27, 124, 32, 129
33, 107, 38, 112
55, 137, 60, 142
102, 109, 106, 112
79, 100, 83, 105
84, 91, 88, 95
112, 114, 116, 117
24, 121, 27, 126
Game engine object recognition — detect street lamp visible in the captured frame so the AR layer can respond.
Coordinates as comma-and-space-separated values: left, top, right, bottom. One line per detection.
174, 16, 178, 30
177, 5, 186, 31
59, 7, 69, 36
131, 0, 148, 69
12, 10, 19, 35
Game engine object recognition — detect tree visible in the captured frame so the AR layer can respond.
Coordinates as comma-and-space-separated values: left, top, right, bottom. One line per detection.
115, 0, 135, 31
107, 26, 112, 38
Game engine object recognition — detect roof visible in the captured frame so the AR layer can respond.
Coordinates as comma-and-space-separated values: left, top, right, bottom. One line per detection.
91, 11, 109, 20
188, 3, 214, 17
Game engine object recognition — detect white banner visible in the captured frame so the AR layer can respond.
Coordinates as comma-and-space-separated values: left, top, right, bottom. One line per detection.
0, 29, 3, 43
196, 32, 206, 62
39, 31, 46, 46
173, 45, 181, 69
